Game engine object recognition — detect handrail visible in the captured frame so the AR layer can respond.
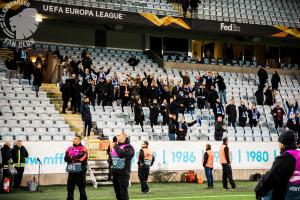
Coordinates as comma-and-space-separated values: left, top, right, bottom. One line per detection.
87, 162, 98, 188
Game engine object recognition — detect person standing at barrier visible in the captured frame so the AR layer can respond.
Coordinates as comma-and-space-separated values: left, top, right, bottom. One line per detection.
202, 144, 214, 189
215, 116, 226, 141
111, 132, 135, 200
138, 141, 155, 194
11, 140, 29, 189
80, 96, 92, 137
219, 137, 236, 190
255, 130, 300, 200
65, 135, 88, 200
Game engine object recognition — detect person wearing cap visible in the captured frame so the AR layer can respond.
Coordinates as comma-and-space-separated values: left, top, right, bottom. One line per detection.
203, 144, 214, 189
111, 132, 135, 200
219, 137, 236, 190
138, 141, 155, 194
255, 130, 300, 200
65, 135, 88, 200
11, 140, 29, 189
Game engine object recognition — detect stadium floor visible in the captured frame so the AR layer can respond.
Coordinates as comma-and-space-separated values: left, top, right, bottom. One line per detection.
0, 181, 257, 200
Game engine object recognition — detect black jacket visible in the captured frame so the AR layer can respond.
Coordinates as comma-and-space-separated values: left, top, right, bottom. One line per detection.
112, 142, 134, 175
215, 75, 226, 91
5, 58, 17, 70
64, 143, 88, 172
85, 84, 97, 100
134, 104, 144, 123
238, 105, 248, 120
33, 68, 43, 86
255, 150, 296, 200
60, 82, 72, 100
149, 103, 159, 121
11, 145, 29, 168
226, 104, 237, 120
207, 90, 219, 105
257, 68, 268, 84
255, 89, 264, 105
271, 73, 280, 89
248, 109, 260, 122
265, 90, 274, 106
80, 103, 92, 121
1, 145, 11, 167
286, 118, 300, 134
176, 121, 197, 140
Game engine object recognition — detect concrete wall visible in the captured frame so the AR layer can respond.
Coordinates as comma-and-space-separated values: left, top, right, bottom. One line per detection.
106, 31, 144, 50
164, 62, 300, 76
21, 169, 267, 186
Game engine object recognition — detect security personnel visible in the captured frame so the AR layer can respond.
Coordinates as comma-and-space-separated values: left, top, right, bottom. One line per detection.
64, 135, 88, 200
11, 140, 29, 189
219, 137, 236, 190
256, 130, 300, 200
203, 144, 214, 189
1, 141, 12, 190
111, 132, 135, 200
138, 141, 155, 194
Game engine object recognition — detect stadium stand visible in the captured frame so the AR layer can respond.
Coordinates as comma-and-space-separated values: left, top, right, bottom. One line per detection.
0, 59, 75, 142
19, 43, 298, 143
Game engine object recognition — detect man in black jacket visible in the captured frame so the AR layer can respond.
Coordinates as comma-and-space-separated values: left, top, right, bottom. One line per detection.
111, 132, 135, 200
215, 116, 226, 141
255, 86, 264, 106
195, 84, 207, 109
149, 99, 159, 128
207, 86, 219, 110
70, 75, 82, 114
80, 96, 92, 137
238, 100, 248, 127
226, 98, 237, 128
11, 140, 29, 189
1, 141, 12, 189
215, 73, 227, 104
257, 67, 268, 88
255, 130, 300, 200
5, 56, 17, 79
65, 135, 88, 200
168, 114, 178, 141
138, 141, 155, 194
272, 102, 285, 129
85, 80, 97, 110
60, 79, 72, 114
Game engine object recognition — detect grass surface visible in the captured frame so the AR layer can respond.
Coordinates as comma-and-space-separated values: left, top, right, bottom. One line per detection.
0, 181, 257, 200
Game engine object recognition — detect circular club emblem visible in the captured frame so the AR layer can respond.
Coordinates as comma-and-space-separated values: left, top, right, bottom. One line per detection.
1, 1, 39, 47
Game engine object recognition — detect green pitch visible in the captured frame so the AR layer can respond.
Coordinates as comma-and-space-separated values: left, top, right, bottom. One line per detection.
0, 181, 257, 200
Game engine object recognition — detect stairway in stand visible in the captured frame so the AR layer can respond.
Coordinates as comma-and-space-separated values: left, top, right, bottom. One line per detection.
41, 83, 84, 136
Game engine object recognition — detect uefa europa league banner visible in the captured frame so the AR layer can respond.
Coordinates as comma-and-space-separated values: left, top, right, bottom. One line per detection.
0, 141, 279, 175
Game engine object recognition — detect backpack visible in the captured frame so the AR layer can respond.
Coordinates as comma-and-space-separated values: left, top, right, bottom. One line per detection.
185, 170, 198, 183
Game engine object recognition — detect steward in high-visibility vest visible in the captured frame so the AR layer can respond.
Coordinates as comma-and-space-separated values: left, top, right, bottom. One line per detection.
11, 140, 29, 189
1, 141, 13, 190
138, 141, 155, 194
203, 144, 214, 189
219, 137, 236, 190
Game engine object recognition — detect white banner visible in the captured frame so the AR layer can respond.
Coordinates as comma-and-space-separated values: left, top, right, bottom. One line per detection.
1, 141, 279, 174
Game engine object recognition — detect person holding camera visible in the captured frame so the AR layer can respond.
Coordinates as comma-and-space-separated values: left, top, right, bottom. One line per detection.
111, 132, 135, 200
64, 135, 88, 200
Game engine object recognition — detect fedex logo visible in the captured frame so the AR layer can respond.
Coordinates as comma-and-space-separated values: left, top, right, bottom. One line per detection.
220, 23, 241, 32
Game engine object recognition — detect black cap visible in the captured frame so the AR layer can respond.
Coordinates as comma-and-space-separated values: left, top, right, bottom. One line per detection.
278, 130, 296, 146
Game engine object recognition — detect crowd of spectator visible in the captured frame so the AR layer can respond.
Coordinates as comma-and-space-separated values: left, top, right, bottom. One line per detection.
59, 50, 300, 141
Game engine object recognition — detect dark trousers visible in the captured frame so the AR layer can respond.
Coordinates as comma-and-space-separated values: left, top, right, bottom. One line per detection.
222, 164, 236, 189
138, 167, 150, 193
83, 120, 92, 137
249, 120, 258, 128
62, 97, 69, 113
275, 120, 283, 129
113, 173, 130, 200
228, 118, 236, 128
197, 99, 206, 109
72, 98, 80, 113
121, 97, 130, 110
239, 118, 247, 127
97, 94, 105, 106
204, 167, 213, 188
67, 172, 87, 200
14, 167, 24, 188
